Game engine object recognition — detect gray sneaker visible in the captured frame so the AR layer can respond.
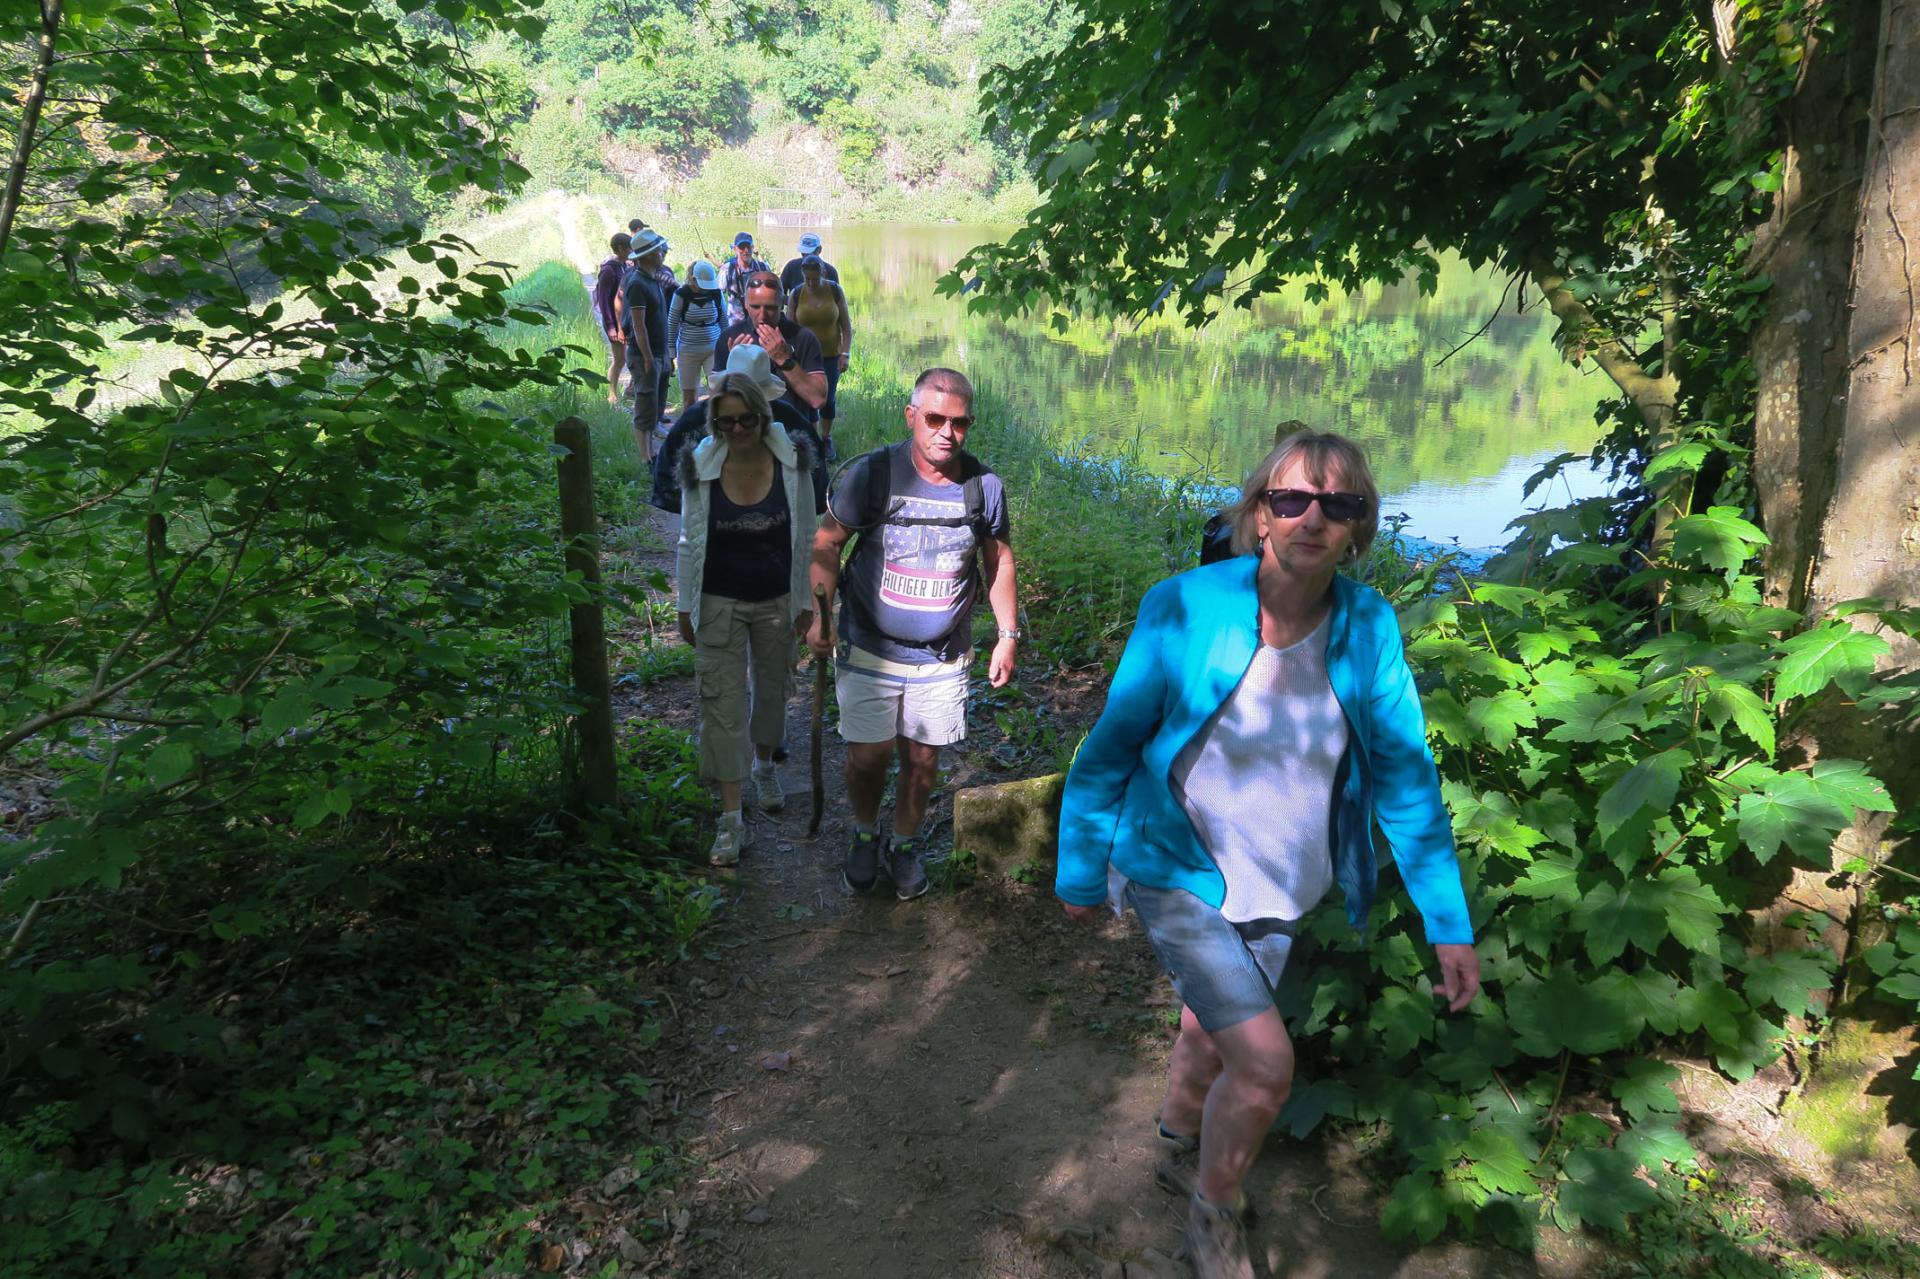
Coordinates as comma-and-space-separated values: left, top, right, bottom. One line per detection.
1185, 1191, 1254, 1279
750, 763, 784, 813
843, 829, 885, 895
888, 837, 929, 900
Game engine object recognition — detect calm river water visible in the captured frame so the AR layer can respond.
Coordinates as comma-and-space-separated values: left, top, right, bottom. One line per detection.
695, 222, 1611, 549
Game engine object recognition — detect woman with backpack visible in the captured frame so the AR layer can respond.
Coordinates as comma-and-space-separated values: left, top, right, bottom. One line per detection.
668, 259, 728, 414
676, 364, 821, 867
787, 254, 853, 461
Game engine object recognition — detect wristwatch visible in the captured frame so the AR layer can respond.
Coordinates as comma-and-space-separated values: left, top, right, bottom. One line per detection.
774, 354, 797, 371
997, 627, 1022, 641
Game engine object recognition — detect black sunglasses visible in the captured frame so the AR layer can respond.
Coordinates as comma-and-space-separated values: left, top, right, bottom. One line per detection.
1263, 489, 1370, 522
712, 412, 760, 430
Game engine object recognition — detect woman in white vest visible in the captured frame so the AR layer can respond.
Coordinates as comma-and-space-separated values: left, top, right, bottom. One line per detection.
676, 354, 821, 865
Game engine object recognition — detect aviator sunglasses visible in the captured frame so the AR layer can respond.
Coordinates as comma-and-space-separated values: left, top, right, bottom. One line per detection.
1263, 488, 1370, 523
916, 409, 974, 431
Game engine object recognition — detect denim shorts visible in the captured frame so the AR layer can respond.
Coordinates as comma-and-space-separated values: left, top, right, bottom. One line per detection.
1125, 881, 1296, 1033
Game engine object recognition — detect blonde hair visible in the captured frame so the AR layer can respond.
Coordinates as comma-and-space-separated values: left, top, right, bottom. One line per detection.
1225, 428, 1381, 561
706, 374, 773, 439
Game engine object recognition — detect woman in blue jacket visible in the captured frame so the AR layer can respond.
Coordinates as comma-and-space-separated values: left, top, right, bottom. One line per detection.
1055, 429, 1479, 1279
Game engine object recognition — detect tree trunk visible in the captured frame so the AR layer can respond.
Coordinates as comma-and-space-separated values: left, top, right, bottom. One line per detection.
1751, 0, 1881, 614
1807, 0, 1920, 638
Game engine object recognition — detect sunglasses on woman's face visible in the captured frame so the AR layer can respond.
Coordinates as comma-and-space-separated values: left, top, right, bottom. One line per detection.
712, 413, 759, 431
1263, 488, 1370, 522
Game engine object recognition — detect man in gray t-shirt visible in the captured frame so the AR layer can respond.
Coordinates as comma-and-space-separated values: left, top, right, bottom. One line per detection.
809, 368, 1020, 902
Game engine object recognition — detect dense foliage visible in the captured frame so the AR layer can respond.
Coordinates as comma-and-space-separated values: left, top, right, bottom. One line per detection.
0, 7, 710, 1269
485, 0, 1071, 216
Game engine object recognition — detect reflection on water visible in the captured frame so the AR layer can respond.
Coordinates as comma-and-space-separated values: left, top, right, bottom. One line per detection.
699, 223, 1610, 547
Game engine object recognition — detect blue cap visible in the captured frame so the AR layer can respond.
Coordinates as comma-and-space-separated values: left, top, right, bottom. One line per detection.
798, 232, 822, 253
733, 232, 755, 248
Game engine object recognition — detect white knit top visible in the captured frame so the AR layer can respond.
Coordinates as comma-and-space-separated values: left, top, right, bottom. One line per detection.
1168, 614, 1346, 923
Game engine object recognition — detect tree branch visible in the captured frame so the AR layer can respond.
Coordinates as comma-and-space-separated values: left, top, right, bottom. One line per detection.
1529, 259, 1679, 432
0, 0, 66, 259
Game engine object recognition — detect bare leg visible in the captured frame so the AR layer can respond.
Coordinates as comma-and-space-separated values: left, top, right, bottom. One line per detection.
717, 779, 741, 812
607, 341, 625, 404
892, 738, 939, 837
844, 739, 892, 827
1159, 1005, 1224, 1137
1194, 1007, 1294, 1206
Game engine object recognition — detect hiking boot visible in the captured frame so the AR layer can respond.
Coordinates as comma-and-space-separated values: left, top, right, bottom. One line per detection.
1185, 1191, 1254, 1279
709, 812, 748, 868
843, 828, 885, 895
1156, 1138, 1254, 1222
1153, 1126, 1200, 1202
888, 836, 929, 900
750, 763, 784, 813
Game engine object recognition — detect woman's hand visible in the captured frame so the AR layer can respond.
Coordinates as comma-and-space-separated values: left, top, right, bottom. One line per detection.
1061, 902, 1102, 925
677, 611, 695, 646
792, 609, 813, 640
1433, 943, 1481, 1013
836, 352, 850, 372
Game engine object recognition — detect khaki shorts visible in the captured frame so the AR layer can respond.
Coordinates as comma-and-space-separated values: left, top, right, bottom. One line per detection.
835, 645, 971, 747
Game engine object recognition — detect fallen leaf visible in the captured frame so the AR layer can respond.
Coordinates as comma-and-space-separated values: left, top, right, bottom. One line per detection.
536, 1242, 565, 1272
613, 1227, 646, 1263
756, 1050, 792, 1071
743, 1206, 771, 1225
600, 1165, 642, 1197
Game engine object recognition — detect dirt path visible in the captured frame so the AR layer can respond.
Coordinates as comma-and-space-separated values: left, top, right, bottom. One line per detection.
607, 508, 1571, 1279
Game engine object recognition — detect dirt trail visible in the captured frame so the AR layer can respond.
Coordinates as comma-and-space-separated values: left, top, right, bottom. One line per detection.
611, 508, 1565, 1279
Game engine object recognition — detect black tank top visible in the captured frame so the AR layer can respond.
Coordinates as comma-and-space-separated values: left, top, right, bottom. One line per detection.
704, 473, 791, 602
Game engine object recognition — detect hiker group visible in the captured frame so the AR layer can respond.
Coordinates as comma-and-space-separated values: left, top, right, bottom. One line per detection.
592, 223, 851, 468
623, 225, 1479, 1279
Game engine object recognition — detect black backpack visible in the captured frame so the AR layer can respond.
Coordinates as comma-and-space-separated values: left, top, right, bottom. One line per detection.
837, 442, 992, 582
1199, 510, 1237, 564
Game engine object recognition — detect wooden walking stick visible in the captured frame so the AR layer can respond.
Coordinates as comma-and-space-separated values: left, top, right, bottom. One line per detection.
807, 584, 830, 838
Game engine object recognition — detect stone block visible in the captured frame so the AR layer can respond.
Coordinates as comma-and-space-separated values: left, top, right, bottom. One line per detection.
950, 771, 1065, 876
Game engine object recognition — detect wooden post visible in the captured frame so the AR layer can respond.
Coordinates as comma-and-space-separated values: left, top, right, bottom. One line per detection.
554, 417, 619, 811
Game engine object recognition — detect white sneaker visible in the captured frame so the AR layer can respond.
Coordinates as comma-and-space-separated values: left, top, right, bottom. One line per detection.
750, 764, 784, 813
709, 812, 747, 867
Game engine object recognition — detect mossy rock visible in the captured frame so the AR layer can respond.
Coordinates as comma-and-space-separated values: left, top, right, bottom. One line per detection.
951, 772, 1065, 877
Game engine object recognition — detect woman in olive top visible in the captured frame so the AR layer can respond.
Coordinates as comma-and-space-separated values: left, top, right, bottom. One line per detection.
787, 254, 853, 460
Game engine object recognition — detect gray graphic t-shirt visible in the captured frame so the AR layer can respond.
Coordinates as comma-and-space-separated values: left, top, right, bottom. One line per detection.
829, 444, 1009, 665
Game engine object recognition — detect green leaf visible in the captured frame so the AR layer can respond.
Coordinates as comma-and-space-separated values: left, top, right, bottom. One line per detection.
1542, 691, 1645, 744
1642, 441, 1709, 486
1569, 879, 1668, 965
1466, 689, 1537, 753
1596, 750, 1685, 840
1652, 866, 1731, 950
1775, 624, 1890, 701
1740, 949, 1833, 1017
147, 742, 197, 788
260, 692, 313, 737
1508, 969, 1642, 1056
1557, 1147, 1658, 1233
1462, 1126, 1539, 1196
1736, 772, 1852, 864
1381, 1171, 1448, 1243
1668, 507, 1769, 576
1703, 682, 1774, 757
1275, 1080, 1353, 1139
1617, 1120, 1698, 1174
1368, 986, 1438, 1059
1807, 759, 1895, 813
293, 790, 334, 828
1509, 854, 1581, 907
1610, 1060, 1682, 1122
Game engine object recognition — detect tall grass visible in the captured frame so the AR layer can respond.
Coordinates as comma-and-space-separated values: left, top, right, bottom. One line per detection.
491, 260, 653, 520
